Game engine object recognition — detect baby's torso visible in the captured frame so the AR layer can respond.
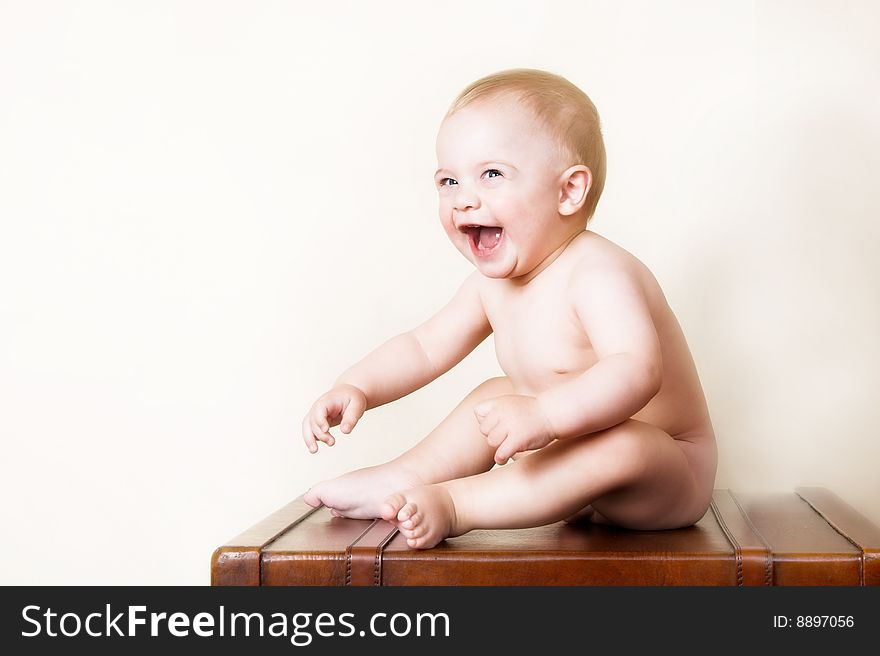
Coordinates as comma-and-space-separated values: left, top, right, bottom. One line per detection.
477, 230, 716, 449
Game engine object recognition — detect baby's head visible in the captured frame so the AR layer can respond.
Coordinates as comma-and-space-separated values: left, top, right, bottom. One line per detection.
435, 68, 606, 280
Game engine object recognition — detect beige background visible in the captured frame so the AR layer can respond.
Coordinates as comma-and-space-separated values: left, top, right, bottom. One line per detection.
1, 1, 877, 584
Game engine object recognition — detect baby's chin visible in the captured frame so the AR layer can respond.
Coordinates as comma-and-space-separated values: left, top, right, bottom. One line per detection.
475, 263, 517, 279
450, 239, 519, 278
470, 253, 518, 279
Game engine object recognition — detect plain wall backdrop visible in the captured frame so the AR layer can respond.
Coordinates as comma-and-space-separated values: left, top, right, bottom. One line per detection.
1, 0, 878, 584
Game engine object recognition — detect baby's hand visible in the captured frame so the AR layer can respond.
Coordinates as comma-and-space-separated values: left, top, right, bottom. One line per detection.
473, 394, 556, 465
301, 384, 367, 454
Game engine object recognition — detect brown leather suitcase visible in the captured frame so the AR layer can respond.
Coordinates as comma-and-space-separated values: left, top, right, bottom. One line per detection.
211, 487, 880, 586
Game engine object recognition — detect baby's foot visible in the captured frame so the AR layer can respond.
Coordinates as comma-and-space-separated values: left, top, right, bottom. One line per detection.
380, 484, 462, 549
303, 462, 425, 520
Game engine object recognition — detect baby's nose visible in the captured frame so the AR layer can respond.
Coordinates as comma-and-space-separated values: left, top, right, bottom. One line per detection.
453, 186, 480, 211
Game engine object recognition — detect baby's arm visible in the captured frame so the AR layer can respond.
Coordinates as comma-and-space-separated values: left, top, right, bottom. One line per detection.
338, 271, 490, 409
536, 264, 662, 441
303, 271, 491, 451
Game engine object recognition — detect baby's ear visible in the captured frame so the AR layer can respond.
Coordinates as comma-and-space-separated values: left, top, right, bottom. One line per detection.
558, 165, 592, 217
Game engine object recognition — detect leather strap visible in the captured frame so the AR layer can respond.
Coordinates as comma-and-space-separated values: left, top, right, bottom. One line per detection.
796, 487, 880, 586
345, 519, 399, 586
710, 489, 773, 586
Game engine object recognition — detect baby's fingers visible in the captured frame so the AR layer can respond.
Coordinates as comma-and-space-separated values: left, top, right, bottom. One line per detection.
314, 397, 344, 430
310, 416, 336, 448
301, 414, 333, 453
494, 438, 516, 465
339, 395, 366, 434
485, 424, 507, 449
301, 415, 318, 453
475, 409, 500, 437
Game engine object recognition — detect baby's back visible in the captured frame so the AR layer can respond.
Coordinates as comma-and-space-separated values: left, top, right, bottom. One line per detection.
479, 230, 716, 448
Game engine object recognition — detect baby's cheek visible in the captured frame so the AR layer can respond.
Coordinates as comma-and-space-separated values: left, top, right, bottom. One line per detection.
437, 206, 454, 230
439, 220, 458, 241
517, 220, 547, 245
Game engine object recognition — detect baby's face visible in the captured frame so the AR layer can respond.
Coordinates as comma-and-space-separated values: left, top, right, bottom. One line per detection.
434, 97, 572, 280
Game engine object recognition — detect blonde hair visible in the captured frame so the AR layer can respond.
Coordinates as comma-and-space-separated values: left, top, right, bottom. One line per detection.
446, 68, 606, 222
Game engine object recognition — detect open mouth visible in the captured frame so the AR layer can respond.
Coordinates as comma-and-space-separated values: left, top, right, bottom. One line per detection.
461, 225, 504, 257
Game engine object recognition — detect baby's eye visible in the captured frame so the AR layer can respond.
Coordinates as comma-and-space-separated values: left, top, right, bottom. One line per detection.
438, 177, 457, 188
483, 169, 502, 179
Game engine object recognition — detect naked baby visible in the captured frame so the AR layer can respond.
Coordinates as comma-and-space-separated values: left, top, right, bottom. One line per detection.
301, 68, 717, 549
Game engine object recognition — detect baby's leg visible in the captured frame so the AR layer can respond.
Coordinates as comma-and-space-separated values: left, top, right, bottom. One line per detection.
382, 419, 710, 548
303, 377, 514, 519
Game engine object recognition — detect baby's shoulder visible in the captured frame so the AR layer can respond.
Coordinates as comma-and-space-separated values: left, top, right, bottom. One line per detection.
565, 231, 668, 311
565, 231, 652, 286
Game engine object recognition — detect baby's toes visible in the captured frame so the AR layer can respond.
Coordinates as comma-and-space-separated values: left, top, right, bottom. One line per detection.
303, 486, 322, 508
380, 493, 407, 522
396, 501, 418, 523
406, 535, 429, 549
407, 521, 428, 539
401, 511, 422, 530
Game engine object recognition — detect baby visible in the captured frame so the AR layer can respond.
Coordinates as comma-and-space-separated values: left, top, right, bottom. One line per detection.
301, 69, 717, 549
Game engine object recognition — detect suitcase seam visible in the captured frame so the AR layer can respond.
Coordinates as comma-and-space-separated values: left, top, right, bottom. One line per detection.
727, 490, 774, 587
258, 502, 322, 586
345, 520, 379, 586
373, 523, 399, 586
795, 490, 867, 586
710, 496, 744, 585
710, 491, 773, 586
345, 521, 399, 586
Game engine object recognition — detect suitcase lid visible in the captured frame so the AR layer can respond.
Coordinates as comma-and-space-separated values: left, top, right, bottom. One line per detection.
212, 487, 880, 586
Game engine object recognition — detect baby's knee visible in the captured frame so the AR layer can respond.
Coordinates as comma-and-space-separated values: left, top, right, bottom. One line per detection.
596, 420, 659, 482
469, 375, 514, 398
